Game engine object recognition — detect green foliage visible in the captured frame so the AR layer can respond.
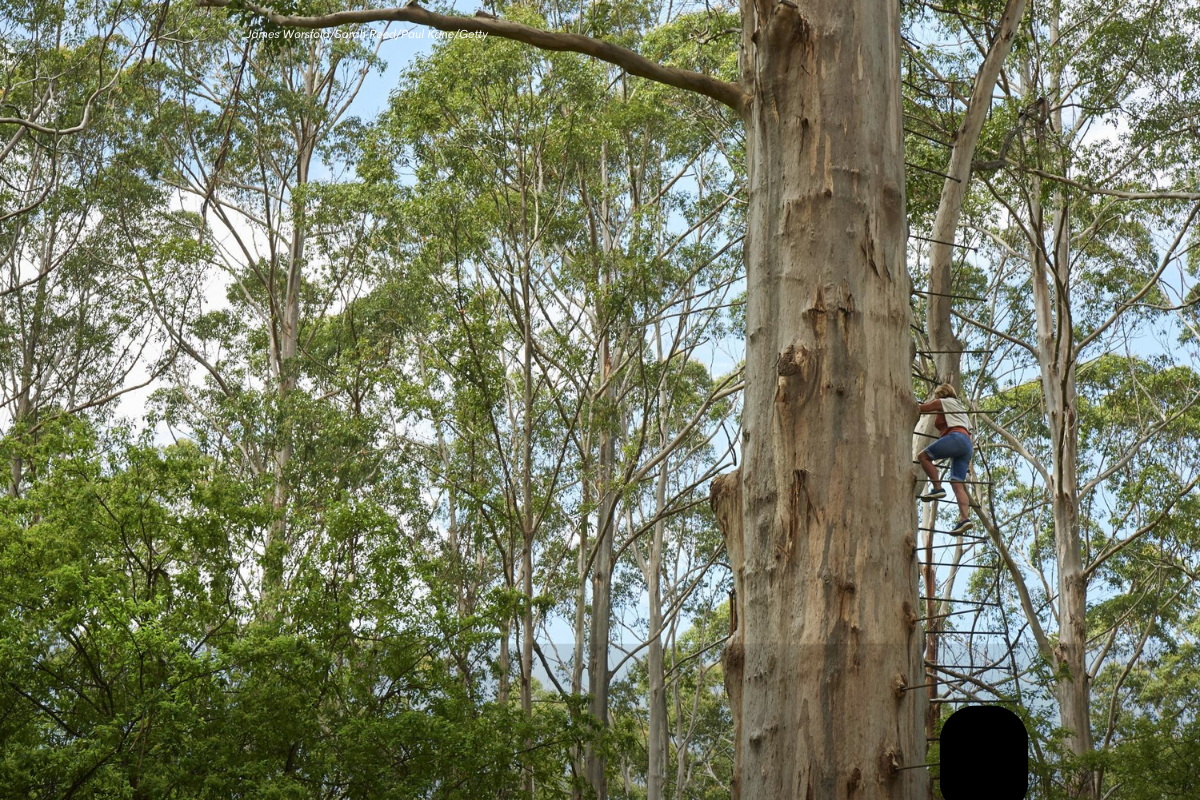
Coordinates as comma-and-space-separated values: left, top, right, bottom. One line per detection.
0, 418, 577, 797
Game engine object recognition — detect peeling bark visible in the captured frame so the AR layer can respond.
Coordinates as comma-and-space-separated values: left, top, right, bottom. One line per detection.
724, 1, 925, 795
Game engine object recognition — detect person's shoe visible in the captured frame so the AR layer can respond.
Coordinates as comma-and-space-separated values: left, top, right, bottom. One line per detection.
949, 518, 974, 534
920, 487, 947, 502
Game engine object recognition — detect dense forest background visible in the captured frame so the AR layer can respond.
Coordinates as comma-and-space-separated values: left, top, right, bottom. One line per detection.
2, 0, 1199, 798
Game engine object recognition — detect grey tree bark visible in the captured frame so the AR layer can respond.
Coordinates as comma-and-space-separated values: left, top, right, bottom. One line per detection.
1028, 9, 1096, 791
262, 110, 310, 619
645, 403, 670, 800
1030, 179, 1095, 800
719, 1, 926, 796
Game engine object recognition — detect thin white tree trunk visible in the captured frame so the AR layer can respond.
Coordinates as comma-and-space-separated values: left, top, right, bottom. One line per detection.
586, 146, 617, 797
520, 244, 535, 796
646, 432, 669, 800
1027, 9, 1096, 790
261, 62, 315, 620
1027, 168, 1095, 799
926, 0, 1028, 386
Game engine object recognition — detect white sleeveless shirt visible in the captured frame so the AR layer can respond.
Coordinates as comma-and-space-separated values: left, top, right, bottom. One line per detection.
940, 397, 972, 433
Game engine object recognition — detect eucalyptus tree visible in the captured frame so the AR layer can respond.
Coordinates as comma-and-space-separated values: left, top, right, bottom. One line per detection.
566, 21, 743, 793
198, 0, 931, 792
143, 8, 388, 619
0, 22, 173, 496
900, 0, 1200, 795
369, 15, 742, 795
598, 81, 742, 793
0, 0, 161, 222
614, 353, 738, 800
370, 25, 611, 793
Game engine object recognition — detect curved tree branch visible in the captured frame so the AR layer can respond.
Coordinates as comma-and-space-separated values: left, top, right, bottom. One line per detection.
193, 0, 750, 112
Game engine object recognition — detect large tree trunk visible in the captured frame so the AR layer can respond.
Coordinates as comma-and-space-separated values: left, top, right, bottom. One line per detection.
725, 0, 926, 796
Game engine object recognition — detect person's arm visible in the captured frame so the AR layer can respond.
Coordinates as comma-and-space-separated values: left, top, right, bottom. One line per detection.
918, 399, 942, 413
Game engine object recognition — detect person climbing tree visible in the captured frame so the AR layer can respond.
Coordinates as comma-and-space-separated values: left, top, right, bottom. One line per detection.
917, 383, 974, 533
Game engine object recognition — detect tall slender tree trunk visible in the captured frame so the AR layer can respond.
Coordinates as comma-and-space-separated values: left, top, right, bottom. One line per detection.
261, 61, 316, 621
586, 145, 618, 799
570, 444, 590, 800
646, 432, 669, 800
586, 407, 615, 799
1030, 195, 1093, 798
499, 609, 512, 707
926, 0, 1028, 388
1028, 8, 1095, 790
642, 320, 671, 800
519, 246, 536, 796
571, 444, 591, 800
719, 1, 926, 796
1025, 145, 1094, 795
919, 0, 1028, 756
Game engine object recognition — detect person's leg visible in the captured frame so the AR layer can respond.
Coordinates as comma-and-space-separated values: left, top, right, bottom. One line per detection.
919, 439, 952, 500
946, 433, 974, 529
918, 449, 941, 488
949, 480, 970, 522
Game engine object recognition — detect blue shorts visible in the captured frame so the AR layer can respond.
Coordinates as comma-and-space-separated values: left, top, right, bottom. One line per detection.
924, 431, 973, 482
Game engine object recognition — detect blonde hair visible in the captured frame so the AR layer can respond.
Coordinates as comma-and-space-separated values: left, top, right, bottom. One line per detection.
934, 383, 958, 400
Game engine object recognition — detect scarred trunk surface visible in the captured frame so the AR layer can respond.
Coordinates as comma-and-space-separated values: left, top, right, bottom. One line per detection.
728, 0, 926, 796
